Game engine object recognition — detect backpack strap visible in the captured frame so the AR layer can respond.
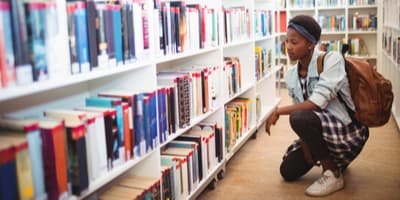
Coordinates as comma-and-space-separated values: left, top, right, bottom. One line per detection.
317, 53, 327, 75
316, 52, 357, 123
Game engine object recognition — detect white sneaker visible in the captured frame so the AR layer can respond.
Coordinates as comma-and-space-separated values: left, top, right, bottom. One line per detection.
305, 169, 344, 197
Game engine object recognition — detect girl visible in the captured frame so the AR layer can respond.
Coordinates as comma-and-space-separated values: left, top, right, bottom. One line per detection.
265, 15, 369, 196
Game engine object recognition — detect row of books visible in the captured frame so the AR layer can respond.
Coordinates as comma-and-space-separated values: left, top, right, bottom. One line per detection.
156, 64, 220, 135
289, 0, 315, 8
223, 57, 243, 99
254, 10, 274, 38
0, 0, 71, 88
99, 175, 161, 200
255, 46, 273, 81
153, 1, 219, 57
348, 13, 377, 31
0, 88, 163, 199
318, 0, 346, 7
0, 0, 152, 89
66, 0, 150, 73
318, 15, 346, 32
223, 6, 251, 44
225, 98, 253, 153
348, 0, 376, 6
320, 40, 344, 53
382, 31, 400, 64
160, 122, 223, 199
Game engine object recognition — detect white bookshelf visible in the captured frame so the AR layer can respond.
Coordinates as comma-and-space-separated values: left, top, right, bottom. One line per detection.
380, 0, 400, 130
276, 0, 380, 76
0, 0, 282, 199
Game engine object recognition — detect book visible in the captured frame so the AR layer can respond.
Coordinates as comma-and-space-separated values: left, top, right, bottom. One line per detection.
45, 0, 71, 80
74, 1, 90, 72
66, 2, 79, 74
0, 133, 34, 200
0, 140, 18, 200
64, 119, 89, 195
75, 106, 119, 169
0, 2, 16, 88
39, 118, 68, 200
26, 2, 49, 82
86, 0, 99, 69
112, 4, 123, 66
0, 118, 46, 199
86, 96, 125, 164
10, 0, 33, 85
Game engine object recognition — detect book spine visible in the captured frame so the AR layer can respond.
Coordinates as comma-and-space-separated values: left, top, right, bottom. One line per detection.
104, 5, 115, 67
121, 4, 130, 63
112, 5, 123, 66
10, 0, 32, 85
0, 2, 16, 88
96, 4, 109, 69
86, 0, 99, 69
67, 3, 79, 74
27, 2, 48, 82
74, 2, 90, 72
127, 4, 136, 61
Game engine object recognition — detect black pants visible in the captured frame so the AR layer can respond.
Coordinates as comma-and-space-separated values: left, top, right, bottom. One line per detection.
280, 110, 330, 181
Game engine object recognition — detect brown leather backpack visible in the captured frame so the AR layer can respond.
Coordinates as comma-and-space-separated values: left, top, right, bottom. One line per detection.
317, 53, 394, 127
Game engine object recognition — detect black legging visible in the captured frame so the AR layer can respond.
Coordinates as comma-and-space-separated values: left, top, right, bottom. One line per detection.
280, 109, 330, 181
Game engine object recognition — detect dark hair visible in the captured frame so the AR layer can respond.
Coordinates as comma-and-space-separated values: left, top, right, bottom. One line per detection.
288, 15, 321, 42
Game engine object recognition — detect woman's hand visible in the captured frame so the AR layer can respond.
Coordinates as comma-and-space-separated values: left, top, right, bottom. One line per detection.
265, 108, 279, 135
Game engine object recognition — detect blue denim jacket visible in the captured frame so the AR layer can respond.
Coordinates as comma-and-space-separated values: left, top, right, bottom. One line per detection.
285, 48, 355, 125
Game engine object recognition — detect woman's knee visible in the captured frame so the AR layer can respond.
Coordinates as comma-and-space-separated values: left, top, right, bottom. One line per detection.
289, 110, 320, 132
280, 149, 313, 181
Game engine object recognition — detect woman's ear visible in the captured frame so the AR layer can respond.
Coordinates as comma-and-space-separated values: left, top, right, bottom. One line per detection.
308, 43, 315, 50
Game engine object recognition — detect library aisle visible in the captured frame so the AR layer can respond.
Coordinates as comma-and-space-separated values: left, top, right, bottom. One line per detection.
198, 88, 400, 200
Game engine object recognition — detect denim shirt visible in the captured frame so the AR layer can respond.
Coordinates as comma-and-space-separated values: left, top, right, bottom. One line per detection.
285, 48, 355, 125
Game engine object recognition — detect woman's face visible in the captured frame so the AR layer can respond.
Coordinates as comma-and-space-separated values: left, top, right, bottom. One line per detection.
285, 28, 314, 60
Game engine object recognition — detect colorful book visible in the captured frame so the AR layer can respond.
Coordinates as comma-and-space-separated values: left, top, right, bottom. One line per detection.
0, 133, 34, 200
0, 118, 46, 199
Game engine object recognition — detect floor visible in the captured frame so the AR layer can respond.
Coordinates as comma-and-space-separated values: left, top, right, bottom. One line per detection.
197, 89, 400, 200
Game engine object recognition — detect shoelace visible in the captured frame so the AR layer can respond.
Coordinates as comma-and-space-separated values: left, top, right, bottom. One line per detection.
317, 174, 331, 185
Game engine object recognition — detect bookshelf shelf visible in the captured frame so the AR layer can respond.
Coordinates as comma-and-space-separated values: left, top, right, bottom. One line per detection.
222, 40, 254, 48
0, 61, 152, 102
348, 5, 378, 9
318, 6, 346, 11
156, 47, 220, 64
321, 31, 347, 35
348, 30, 377, 34
159, 106, 223, 148
255, 35, 275, 42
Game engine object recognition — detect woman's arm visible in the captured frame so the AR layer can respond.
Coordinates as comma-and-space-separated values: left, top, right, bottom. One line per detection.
265, 100, 319, 134
277, 100, 319, 115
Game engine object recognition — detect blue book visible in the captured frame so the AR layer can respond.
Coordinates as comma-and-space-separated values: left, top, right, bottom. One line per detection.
148, 92, 157, 150
0, 118, 46, 199
157, 88, 167, 144
0, 146, 17, 200
142, 95, 152, 153
74, 2, 90, 72
134, 93, 145, 156
112, 5, 123, 65
86, 96, 124, 163
27, 2, 48, 82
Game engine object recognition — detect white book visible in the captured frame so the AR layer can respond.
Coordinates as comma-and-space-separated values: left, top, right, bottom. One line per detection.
132, 2, 144, 60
